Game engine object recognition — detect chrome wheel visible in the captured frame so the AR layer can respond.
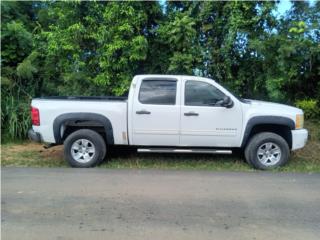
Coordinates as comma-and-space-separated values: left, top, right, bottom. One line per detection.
71, 139, 95, 163
257, 142, 281, 166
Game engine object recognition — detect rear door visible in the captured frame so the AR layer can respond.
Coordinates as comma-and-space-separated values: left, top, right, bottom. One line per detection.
131, 77, 181, 146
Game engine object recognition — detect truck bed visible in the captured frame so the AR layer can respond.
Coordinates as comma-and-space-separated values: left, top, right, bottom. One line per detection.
34, 96, 127, 101
31, 96, 128, 144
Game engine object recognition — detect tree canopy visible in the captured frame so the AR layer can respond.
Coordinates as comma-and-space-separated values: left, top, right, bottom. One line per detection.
1, 1, 320, 140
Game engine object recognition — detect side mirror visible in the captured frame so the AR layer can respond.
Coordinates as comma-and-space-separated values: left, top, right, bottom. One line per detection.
221, 96, 234, 108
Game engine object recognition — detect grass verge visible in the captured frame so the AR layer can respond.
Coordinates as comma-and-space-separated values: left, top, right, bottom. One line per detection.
1, 120, 319, 172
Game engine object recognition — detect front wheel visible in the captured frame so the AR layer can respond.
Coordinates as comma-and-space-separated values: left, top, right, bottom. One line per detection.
245, 132, 290, 170
64, 129, 106, 168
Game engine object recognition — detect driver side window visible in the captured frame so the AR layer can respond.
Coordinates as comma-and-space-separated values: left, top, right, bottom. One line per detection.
185, 80, 225, 106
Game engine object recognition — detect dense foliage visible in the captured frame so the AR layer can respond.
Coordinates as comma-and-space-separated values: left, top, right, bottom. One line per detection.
1, 1, 320, 141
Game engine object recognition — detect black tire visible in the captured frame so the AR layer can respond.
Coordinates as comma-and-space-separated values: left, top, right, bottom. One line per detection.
244, 132, 290, 170
64, 129, 106, 168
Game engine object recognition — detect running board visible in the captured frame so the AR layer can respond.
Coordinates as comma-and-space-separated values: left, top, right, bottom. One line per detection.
137, 148, 232, 154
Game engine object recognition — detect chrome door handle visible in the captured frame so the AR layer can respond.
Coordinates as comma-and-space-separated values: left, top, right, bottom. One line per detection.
136, 110, 151, 114
184, 112, 199, 116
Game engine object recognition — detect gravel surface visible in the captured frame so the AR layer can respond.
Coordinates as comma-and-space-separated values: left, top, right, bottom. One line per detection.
2, 168, 320, 240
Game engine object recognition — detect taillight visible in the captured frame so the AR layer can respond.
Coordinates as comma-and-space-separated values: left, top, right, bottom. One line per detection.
31, 107, 40, 126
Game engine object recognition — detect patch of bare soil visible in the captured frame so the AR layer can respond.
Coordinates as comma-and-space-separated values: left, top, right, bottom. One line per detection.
40, 145, 64, 160
3, 142, 64, 161
4, 142, 43, 153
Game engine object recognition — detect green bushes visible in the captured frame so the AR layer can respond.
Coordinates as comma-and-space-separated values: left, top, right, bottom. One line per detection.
1, 94, 31, 142
1, 1, 320, 142
295, 99, 320, 119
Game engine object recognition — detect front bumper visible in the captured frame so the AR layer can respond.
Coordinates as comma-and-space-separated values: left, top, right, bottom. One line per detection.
291, 128, 308, 150
28, 128, 42, 142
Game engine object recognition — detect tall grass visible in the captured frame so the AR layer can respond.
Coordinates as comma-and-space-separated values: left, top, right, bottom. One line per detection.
1, 93, 31, 142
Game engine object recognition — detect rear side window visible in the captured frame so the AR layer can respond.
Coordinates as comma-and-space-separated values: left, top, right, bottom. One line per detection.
139, 80, 177, 105
185, 80, 225, 106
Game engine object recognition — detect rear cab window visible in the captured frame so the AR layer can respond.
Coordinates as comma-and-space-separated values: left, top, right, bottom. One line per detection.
139, 80, 177, 105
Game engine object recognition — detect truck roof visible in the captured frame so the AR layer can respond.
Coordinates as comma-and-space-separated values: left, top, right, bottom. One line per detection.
134, 74, 215, 82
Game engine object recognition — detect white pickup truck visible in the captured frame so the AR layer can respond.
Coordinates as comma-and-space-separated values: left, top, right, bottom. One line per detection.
28, 75, 308, 169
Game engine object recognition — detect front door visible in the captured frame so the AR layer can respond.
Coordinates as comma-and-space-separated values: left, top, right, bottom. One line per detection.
132, 77, 181, 146
180, 78, 242, 147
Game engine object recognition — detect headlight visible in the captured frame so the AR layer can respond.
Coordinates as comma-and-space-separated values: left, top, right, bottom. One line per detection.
295, 114, 304, 129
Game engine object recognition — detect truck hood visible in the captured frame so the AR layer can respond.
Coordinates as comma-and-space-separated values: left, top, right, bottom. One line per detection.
246, 99, 303, 116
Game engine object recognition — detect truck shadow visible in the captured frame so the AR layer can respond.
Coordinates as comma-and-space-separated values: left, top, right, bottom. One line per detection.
105, 146, 247, 168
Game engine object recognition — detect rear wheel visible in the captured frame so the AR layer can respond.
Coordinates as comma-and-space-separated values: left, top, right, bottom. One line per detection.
245, 132, 290, 170
64, 129, 106, 168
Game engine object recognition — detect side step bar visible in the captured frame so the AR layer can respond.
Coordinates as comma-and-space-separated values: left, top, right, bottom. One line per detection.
137, 148, 232, 154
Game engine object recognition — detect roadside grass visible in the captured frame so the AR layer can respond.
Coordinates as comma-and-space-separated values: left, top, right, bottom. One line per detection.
1, 143, 66, 167
1, 120, 319, 172
103, 152, 253, 171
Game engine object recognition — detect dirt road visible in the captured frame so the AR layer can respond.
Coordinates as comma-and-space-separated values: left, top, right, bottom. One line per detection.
2, 168, 320, 240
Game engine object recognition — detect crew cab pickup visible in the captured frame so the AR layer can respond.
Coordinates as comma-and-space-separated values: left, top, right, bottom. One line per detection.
28, 75, 308, 169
